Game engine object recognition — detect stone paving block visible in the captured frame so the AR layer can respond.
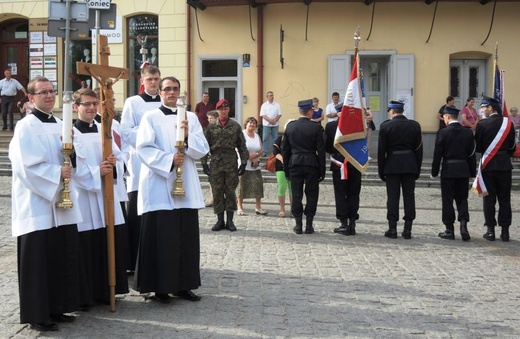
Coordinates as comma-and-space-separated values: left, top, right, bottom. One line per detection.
1, 179, 520, 337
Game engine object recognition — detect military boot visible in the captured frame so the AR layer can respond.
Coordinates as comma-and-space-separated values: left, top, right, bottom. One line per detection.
460, 220, 471, 241
334, 219, 349, 234
439, 224, 455, 240
500, 226, 510, 242
293, 216, 303, 235
348, 218, 356, 235
211, 212, 225, 231
226, 211, 237, 232
402, 221, 412, 239
305, 217, 314, 234
384, 222, 397, 239
483, 225, 495, 241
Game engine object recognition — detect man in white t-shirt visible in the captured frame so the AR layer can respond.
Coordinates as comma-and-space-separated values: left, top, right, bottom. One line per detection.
259, 91, 282, 154
325, 92, 341, 123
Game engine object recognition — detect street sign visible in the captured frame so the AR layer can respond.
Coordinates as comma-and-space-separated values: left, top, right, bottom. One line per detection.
88, 4, 117, 29
48, 1, 89, 22
48, 19, 90, 39
87, 0, 111, 10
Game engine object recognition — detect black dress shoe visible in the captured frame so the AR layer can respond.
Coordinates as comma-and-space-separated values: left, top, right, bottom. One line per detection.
305, 226, 314, 234
31, 322, 58, 331
226, 220, 237, 232
460, 230, 471, 241
50, 314, 75, 323
174, 290, 201, 302
151, 293, 171, 304
402, 230, 412, 239
483, 231, 495, 241
500, 229, 510, 242
438, 230, 455, 240
333, 225, 348, 234
384, 229, 397, 239
211, 220, 225, 231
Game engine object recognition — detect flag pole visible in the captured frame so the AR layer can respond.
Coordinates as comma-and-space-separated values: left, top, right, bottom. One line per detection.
354, 26, 364, 114
493, 42, 498, 86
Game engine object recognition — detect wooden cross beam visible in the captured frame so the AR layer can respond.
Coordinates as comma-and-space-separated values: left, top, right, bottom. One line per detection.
76, 35, 129, 313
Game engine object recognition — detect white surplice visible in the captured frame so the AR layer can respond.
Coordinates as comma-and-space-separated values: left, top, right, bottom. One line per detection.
10, 114, 83, 237
72, 123, 125, 232
136, 109, 209, 215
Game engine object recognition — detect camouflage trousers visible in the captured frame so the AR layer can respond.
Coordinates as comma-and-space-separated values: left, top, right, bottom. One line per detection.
209, 164, 239, 214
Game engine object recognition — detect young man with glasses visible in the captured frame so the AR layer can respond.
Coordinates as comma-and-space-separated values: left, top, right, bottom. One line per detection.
133, 76, 209, 303
71, 88, 130, 309
9, 76, 82, 331
120, 65, 162, 271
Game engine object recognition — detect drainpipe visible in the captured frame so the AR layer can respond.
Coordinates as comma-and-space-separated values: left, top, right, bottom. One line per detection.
257, 5, 264, 122
187, 3, 192, 109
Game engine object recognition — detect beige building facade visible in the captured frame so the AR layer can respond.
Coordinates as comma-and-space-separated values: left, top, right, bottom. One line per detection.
1, 0, 519, 154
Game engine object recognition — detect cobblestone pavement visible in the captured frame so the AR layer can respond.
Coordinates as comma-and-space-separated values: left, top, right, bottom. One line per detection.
1, 177, 520, 338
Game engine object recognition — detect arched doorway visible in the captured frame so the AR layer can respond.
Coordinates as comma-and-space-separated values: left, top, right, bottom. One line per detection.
0, 18, 29, 97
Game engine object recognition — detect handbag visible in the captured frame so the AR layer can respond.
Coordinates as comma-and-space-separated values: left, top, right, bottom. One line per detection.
265, 143, 280, 173
265, 154, 277, 173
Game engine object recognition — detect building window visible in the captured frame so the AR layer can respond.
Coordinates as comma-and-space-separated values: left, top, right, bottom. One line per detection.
1, 21, 28, 40
69, 40, 92, 91
202, 60, 238, 77
127, 15, 158, 96
450, 66, 460, 98
469, 66, 479, 99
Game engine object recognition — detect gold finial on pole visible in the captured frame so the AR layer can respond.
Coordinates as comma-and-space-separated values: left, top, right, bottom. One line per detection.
354, 26, 361, 48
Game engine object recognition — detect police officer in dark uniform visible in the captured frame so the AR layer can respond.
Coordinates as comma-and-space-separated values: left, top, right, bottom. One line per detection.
431, 106, 476, 241
324, 105, 362, 236
474, 96, 516, 241
282, 99, 326, 235
378, 100, 423, 239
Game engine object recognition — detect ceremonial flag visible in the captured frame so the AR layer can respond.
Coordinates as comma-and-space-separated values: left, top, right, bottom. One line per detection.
493, 61, 508, 117
333, 50, 369, 174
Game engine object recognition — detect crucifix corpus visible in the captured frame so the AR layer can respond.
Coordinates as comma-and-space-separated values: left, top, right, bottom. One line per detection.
76, 35, 129, 312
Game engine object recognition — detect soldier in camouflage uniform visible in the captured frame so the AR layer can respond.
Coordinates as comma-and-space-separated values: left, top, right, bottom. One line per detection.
202, 99, 249, 232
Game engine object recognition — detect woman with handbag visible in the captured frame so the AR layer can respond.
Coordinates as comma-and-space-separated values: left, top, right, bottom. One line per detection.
237, 117, 268, 216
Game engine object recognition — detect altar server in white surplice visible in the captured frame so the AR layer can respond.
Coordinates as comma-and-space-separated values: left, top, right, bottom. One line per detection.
71, 88, 129, 310
134, 76, 209, 303
10, 76, 82, 331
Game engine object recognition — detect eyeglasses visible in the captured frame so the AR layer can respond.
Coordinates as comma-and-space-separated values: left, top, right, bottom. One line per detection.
161, 86, 180, 92
33, 90, 57, 96
79, 102, 99, 107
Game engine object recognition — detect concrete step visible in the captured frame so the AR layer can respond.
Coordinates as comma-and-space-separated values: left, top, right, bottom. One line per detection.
1, 151, 520, 189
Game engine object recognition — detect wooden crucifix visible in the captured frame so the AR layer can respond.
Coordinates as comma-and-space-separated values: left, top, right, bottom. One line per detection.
76, 35, 129, 312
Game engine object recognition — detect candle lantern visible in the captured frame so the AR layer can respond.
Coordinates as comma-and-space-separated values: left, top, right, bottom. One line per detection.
56, 91, 74, 208
172, 94, 187, 197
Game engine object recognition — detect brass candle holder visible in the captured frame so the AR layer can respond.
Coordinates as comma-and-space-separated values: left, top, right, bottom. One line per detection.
171, 141, 186, 197
56, 143, 74, 208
